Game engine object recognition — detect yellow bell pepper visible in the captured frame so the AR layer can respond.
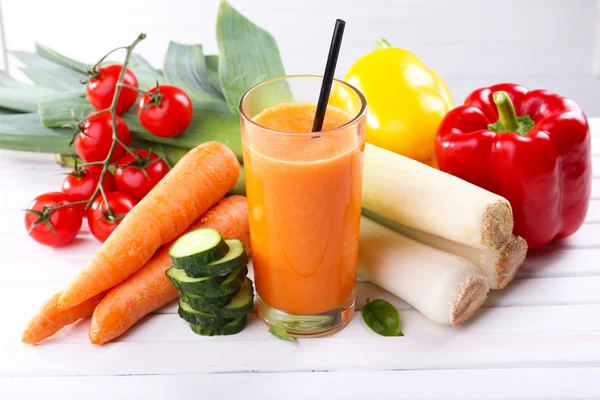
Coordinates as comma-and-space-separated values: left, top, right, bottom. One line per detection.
335, 39, 454, 164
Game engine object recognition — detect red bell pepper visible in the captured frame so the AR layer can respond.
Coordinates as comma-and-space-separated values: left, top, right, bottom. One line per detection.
436, 83, 591, 250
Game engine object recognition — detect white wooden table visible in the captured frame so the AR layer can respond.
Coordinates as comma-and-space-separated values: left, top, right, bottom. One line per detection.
1, 120, 599, 399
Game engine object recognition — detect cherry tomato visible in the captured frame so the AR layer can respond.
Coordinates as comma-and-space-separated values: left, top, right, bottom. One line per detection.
24, 192, 83, 247
137, 84, 193, 138
61, 165, 116, 212
74, 112, 131, 163
86, 64, 139, 114
114, 150, 170, 201
87, 192, 137, 242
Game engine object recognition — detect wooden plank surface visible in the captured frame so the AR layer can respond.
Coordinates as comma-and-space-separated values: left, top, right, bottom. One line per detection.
1, 121, 599, 398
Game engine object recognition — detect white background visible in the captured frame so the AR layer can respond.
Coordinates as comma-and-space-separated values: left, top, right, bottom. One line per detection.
1, 0, 599, 115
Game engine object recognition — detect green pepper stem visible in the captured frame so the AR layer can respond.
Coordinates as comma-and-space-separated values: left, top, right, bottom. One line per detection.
492, 91, 520, 133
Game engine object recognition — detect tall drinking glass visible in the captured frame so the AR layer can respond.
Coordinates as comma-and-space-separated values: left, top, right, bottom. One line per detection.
239, 75, 367, 336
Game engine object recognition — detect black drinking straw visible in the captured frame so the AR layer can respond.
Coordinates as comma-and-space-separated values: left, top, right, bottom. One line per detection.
311, 19, 346, 133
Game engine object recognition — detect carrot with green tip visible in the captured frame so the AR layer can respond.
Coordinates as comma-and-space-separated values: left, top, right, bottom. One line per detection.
89, 195, 250, 344
58, 142, 240, 309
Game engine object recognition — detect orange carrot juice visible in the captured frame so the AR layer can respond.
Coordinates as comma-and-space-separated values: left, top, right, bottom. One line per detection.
242, 97, 365, 325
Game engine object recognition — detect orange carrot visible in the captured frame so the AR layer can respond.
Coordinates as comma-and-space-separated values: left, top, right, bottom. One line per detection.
22, 290, 105, 345
89, 196, 250, 345
58, 142, 240, 309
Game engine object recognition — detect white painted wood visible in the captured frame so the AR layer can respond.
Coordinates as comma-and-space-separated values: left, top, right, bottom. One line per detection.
2, 333, 600, 377
1, 120, 600, 395
2, 368, 600, 400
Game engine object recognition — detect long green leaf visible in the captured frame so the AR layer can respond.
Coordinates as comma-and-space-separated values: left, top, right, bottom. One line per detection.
38, 92, 243, 160
0, 71, 30, 88
0, 114, 75, 154
129, 53, 164, 89
0, 86, 59, 112
10, 51, 86, 91
123, 103, 242, 160
38, 91, 93, 125
35, 43, 90, 74
216, 0, 288, 114
205, 55, 223, 96
163, 42, 224, 102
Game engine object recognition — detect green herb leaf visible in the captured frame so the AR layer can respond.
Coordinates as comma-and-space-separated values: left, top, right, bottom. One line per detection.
268, 325, 297, 341
362, 299, 404, 337
163, 42, 224, 102
216, 0, 288, 114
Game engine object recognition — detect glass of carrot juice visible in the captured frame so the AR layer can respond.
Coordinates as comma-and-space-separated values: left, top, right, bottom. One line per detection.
239, 75, 367, 336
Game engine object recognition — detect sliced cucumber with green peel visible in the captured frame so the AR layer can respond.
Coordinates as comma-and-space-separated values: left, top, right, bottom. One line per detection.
184, 239, 248, 278
178, 289, 238, 311
166, 266, 248, 297
189, 315, 248, 336
170, 228, 229, 270
212, 278, 254, 318
178, 300, 231, 328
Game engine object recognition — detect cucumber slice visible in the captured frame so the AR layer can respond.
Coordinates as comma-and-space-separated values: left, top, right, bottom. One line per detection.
212, 278, 254, 318
166, 266, 248, 297
170, 228, 229, 270
184, 239, 248, 278
178, 289, 239, 311
189, 315, 248, 336
178, 300, 231, 328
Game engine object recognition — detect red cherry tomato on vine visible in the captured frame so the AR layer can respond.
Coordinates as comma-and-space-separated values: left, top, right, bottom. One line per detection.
86, 64, 139, 114
61, 165, 116, 211
114, 149, 170, 201
74, 112, 131, 163
24, 192, 83, 247
137, 84, 193, 138
87, 192, 137, 242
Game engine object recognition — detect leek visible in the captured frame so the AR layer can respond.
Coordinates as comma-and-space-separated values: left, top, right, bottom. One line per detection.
359, 216, 488, 325
362, 143, 514, 250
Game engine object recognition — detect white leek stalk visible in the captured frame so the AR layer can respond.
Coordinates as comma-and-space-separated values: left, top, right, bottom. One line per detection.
363, 144, 513, 250
364, 211, 528, 290
359, 216, 489, 325
392, 225, 527, 290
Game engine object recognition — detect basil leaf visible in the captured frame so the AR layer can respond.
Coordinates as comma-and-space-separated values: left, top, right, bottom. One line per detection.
216, 0, 288, 114
163, 42, 224, 103
362, 299, 404, 337
268, 325, 297, 341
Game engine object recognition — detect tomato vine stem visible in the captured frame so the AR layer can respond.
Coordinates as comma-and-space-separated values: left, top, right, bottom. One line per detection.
39, 33, 147, 228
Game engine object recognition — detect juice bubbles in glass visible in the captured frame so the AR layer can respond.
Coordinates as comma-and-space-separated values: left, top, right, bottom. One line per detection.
239, 75, 367, 336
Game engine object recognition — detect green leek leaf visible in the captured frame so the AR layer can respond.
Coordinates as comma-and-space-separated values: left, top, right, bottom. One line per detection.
129, 53, 164, 89
123, 103, 242, 160
205, 55, 223, 96
0, 86, 59, 112
216, 0, 288, 115
163, 42, 224, 102
38, 91, 92, 125
0, 114, 75, 154
35, 43, 90, 74
38, 91, 243, 160
10, 51, 86, 91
